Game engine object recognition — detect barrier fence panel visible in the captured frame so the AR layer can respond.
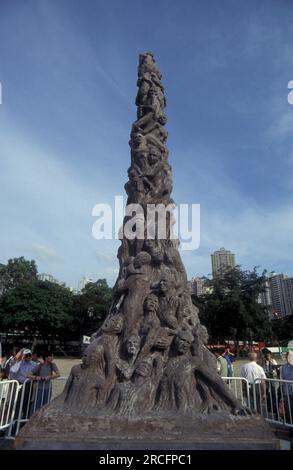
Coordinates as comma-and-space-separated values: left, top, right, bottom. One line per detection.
7, 376, 67, 437
0, 380, 19, 433
221, 377, 250, 408
253, 378, 293, 428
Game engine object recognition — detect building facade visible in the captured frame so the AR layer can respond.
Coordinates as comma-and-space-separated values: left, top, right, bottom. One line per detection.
37, 273, 63, 285
268, 273, 293, 318
78, 276, 93, 293
190, 276, 207, 297
211, 247, 236, 277
258, 279, 273, 318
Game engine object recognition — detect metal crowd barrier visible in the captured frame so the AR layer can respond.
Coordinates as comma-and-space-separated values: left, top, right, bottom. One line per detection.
0, 380, 19, 434
222, 376, 251, 408
222, 376, 293, 428
5, 376, 67, 437
253, 378, 293, 428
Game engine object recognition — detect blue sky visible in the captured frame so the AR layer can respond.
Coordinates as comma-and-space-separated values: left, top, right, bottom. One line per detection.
0, 0, 293, 288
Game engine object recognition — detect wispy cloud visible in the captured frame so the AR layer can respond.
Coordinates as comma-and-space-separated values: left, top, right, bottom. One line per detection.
31, 243, 59, 262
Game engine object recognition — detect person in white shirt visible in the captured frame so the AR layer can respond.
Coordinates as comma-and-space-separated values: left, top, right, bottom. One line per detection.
240, 352, 267, 412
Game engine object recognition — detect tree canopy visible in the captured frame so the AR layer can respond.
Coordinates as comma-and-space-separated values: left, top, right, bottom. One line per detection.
0, 279, 74, 336
0, 257, 37, 293
72, 279, 112, 335
194, 266, 272, 343
0, 257, 113, 340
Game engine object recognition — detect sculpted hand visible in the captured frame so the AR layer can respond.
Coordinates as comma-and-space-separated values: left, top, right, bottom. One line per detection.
155, 336, 172, 350
168, 296, 178, 308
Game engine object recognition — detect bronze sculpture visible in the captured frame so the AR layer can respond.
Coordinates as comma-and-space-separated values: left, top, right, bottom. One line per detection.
18, 53, 279, 449
57, 52, 247, 416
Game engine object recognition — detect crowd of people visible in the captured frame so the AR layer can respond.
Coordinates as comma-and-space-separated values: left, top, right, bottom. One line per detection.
211, 344, 293, 423
0, 347, 60, 422
212, 345, 236, 378
239, 349, 293, 422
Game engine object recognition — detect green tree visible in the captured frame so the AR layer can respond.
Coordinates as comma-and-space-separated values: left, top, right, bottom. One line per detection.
272, 315, 293, 343
194, 266, 272, 344
0, 257, 38, 294
72, 279, 113, 336
0, 279, 74, 337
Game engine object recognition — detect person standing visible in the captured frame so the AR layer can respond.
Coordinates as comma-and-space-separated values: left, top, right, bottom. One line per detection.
9, 349, 38, 421
240, 352, 266, 412
224, 345, 235, 378
258, 349, 278, 415
28, 352, 60, 413
214, 348, 228, 378
279, 351, 293, 425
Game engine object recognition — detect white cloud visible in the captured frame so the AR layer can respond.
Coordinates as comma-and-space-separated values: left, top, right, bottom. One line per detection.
31, 243, 58, 262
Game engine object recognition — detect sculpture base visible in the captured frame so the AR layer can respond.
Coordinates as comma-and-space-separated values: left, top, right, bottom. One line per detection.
15, 405, 279, 450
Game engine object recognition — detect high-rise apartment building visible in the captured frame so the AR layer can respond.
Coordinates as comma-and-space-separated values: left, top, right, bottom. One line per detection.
78, 276, 93, 293
268, 273, 293, 318
211, 247, 236, 277
258, 279, 273, 318
190, 276, 207, 297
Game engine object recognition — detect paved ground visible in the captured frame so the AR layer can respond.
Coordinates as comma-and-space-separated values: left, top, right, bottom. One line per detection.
53, 356, 284, 378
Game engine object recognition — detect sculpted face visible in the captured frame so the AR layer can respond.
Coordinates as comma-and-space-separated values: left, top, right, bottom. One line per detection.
144, 295, 159, 313
126, 335, 141, 356
174, 331, 193, 355
82, 345, 97, 367
102, 315, 123, 334
159, 278, 169, 293
134, 251, 151, 268
148, 151, 159, 166
133, 133, 144, 147
182, 306, 191, 318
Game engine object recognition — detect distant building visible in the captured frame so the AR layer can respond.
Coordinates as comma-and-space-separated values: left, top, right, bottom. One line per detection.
190, 277, 207, 297
69, 286, 79, 295
268, 273, 293, 318
78, 276, 93, 293
258, 279, 273, 318
211, 247, 236, 277
0, 263, 5, 296
286, 277, 293, 315
37, 273, 64, 286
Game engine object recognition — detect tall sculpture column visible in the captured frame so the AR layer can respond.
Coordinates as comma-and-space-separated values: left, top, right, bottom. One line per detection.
48, 52, 247, 416
17, 53, 278, 450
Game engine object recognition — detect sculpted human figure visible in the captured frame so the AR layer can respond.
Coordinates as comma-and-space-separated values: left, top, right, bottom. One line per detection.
138, 52, 161, 80
149, 163, 173, 202
130, 133, 149, 173
140, 293, 161, 335
116, 251, 153, 336
109, 353, 163, 416
156, 329, 201, 413
135, 75, 152, 106
132, 115, 167, 146
153, 277, 179, 330
164, 239, 187, 282
138, 293, 175, 362
61, 314, 124, 409
144, 239, 164, 266
116, 334, 141, 381
177, 291, 199, 330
